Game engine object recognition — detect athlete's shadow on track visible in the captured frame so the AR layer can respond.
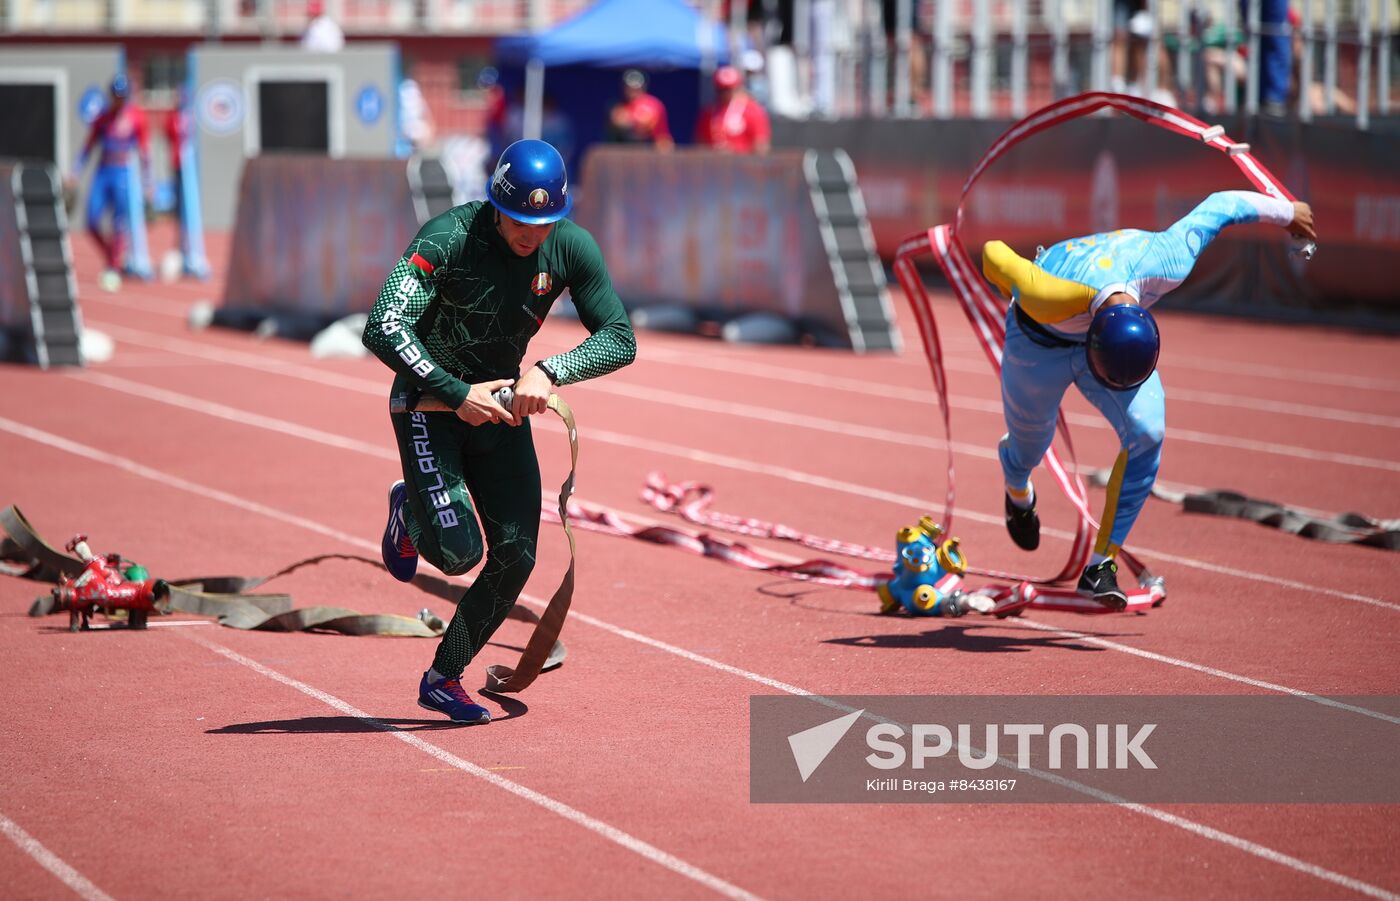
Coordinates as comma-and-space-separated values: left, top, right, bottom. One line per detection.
825, 623, 1128, 653
208, 717, 468, 733
207, 693, 528, 734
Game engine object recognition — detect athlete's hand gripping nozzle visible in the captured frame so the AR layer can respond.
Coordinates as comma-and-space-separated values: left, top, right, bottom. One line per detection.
1289, 200, 1317, 261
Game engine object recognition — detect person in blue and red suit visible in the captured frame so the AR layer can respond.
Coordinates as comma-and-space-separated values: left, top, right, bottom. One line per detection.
72, 74, 151, 292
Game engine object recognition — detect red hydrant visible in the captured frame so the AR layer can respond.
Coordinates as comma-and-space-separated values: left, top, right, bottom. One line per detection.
49, 535, 169, 631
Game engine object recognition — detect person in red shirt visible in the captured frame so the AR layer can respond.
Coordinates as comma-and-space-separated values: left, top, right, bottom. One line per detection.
695, 66, 771, 155
606, 69, 674, 151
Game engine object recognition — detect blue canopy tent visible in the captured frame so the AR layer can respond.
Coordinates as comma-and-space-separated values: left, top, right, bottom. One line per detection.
493, 0, 733, 179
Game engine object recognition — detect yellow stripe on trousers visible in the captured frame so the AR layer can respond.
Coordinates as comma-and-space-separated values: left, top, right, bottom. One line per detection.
1095, 449, 1129, 557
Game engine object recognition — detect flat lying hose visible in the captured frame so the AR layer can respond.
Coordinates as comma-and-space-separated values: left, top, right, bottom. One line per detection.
1084, 472, 1400, 551
1, 506, 567, 667
1181, 492, 1400, 550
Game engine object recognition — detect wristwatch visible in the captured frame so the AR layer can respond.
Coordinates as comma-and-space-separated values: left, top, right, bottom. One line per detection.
535, 359, 559, 385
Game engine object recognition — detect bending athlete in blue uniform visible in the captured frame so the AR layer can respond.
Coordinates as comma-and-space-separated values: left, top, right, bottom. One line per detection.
982, 191, 1316, 607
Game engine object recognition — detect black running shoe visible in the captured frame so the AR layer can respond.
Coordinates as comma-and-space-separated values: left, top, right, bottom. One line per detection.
1004, 492, 1040, 551
1078, 559, 1128, 611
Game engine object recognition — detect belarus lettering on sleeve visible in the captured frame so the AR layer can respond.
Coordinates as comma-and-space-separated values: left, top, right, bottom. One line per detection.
380, 267, 435, 378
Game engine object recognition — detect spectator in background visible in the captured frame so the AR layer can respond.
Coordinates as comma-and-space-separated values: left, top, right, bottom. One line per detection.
71, 73, 150, 293
540, 94, 576, 169
1253, 0, 1293, 116
1201, 13, 1246, 113
479, 67, 508, 160
399, 77, 435, 152
1203, 5, 1332, 116
606, 69, 674, 151
1109, 0, 1175, 104
1110, 0, 1148, 94
1286, 7, 1356, 114
301, 0, 344, 52
162, 86, 195, 280
695, 66, 771, 154
882, 0, 929, 112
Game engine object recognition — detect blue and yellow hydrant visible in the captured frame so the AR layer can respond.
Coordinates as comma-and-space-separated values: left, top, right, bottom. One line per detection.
877, 516, 969, 617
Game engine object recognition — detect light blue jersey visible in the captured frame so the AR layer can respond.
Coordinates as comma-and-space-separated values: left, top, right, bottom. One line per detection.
993, 189, 1295, 562
1032, 190, 1295, 335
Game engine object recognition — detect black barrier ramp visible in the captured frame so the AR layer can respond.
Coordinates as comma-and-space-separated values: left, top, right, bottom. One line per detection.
0, 161, 27, 356
774, 115, 1400, 326
0, 160, 82, 367
574, 147, 899, 352
217, 156, 422, 333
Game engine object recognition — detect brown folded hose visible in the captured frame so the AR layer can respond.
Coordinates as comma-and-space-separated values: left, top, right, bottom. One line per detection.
391, 391, 579, 693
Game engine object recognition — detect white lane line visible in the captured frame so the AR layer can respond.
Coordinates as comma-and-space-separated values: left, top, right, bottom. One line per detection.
188, 636, 763, 901
1166, 353, 1400, 393
530, 334, 1400, 430
80, 292, 199, 319
1, 413, 1393, 721
569, 423, 1400, 613
1010, 619, 1400, 725
73, 370, 397, 461
95, 321, 1400, 471
91, 352, 222, 369
5, 413, 1397, 897
580, 379, 1400, 473
791, 319, 1400, 393
0, 811, 114, 901
87, 288, 1400, 395
539, 310, 1400, 393
91, 322, 385, 393
62, 367, 1400, 614
557, 612, 1399, 901
0, 415, 377, 549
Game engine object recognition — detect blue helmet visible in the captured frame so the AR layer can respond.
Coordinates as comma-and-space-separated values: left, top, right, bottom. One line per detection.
487, 139, 573, 225
110, 74, 130, 99
1086, 303, 1160, 390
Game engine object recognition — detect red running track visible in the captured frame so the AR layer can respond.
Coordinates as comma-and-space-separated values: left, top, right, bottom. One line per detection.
1, 226, 1397, 900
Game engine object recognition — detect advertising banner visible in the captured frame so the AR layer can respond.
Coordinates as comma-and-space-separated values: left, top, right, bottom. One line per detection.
220, 155, 418, 320
576, 146, 886, 348
775, 115, 1400, 318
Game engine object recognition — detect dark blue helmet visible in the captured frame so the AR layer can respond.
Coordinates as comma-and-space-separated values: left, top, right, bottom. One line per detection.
1086, 303, 1160, 391
110, 74, 130, 99
488, 139, 573, 225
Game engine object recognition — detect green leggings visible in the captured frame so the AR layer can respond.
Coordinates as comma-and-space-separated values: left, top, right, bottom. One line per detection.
389, 380, 541, 680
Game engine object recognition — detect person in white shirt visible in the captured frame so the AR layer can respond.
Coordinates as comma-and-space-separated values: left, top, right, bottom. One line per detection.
301, 0, 344, 53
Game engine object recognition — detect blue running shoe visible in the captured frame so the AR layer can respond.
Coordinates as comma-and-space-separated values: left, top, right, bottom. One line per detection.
382, 480, 418, 582
418, 672, 491, 724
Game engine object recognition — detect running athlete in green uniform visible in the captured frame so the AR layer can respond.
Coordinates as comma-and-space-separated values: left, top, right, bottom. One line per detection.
363, 140, 636, 724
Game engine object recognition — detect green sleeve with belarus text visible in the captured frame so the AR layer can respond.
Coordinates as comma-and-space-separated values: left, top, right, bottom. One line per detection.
362, 215, 472, 409
541, 225, 636, 385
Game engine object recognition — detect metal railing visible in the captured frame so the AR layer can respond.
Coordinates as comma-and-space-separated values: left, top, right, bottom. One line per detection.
0, 0, 590, 35
760, 0, 1396, 128
2, 0, 1393, 127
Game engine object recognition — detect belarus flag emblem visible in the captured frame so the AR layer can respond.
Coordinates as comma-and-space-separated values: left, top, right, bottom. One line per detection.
531, 272, 552, 296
